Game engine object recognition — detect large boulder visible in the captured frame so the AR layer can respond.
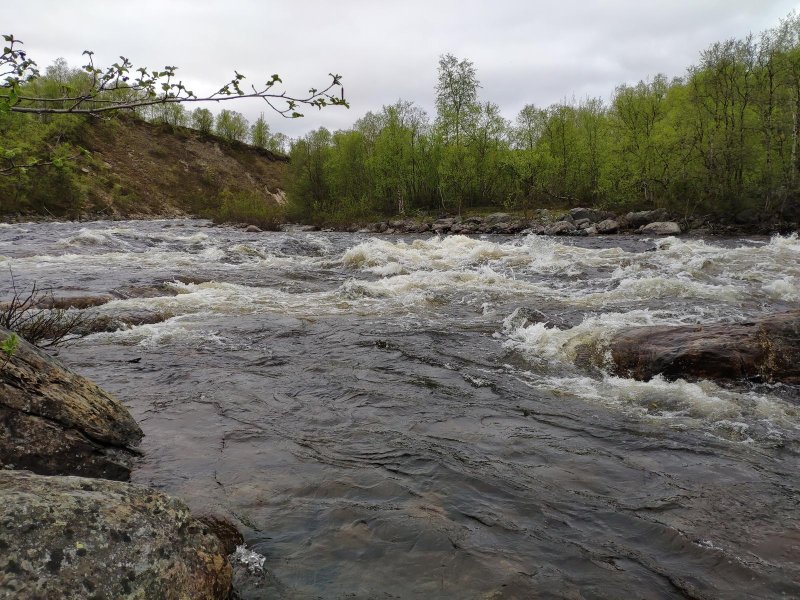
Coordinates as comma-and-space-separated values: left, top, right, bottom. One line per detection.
0, 470, 233, 600
609, 310, 800, 384
569, 207, 611, 223
0, 327, 142, 479
595, 219, 620, 234
640, 221, 682, 235
622, 208, 669, 229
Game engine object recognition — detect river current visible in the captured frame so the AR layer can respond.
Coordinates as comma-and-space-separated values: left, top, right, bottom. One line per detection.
1, 219, 799, 599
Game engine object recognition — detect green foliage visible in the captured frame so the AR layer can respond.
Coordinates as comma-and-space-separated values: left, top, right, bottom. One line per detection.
287, 12, 800, 224
191, 108, 214, 133
250, 113, 270, 148
1, 332, 18, 360
215, 109, 250, 143
211, 189, 285, 230
1, 34, 348, 118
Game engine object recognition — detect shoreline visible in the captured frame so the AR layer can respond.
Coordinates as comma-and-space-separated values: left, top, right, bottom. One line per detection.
2, 207, 798, 237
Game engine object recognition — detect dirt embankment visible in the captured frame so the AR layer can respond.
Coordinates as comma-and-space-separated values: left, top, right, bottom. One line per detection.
49, 116, 288, 219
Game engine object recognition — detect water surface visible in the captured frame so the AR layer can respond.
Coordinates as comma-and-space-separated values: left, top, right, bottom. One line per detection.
2, 220, 798, 599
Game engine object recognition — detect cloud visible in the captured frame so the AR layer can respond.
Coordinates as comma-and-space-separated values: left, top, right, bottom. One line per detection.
3, 0, 797, 137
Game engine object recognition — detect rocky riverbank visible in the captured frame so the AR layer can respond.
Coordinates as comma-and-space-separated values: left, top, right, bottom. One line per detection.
273, 206, 798, 237
0, 328, 238, 599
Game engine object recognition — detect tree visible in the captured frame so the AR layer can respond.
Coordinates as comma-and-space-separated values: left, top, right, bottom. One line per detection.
191, 108, 214, 133
250, 113, 270, 148
435, 54, 480, 146
215, 109, 249, 143
0, 34, 347, 118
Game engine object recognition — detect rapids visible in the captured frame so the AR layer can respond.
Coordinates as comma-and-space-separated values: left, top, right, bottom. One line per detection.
2, 220, 799, 599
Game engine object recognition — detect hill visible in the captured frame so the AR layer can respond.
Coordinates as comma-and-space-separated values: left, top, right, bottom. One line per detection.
0, 114, 289, 222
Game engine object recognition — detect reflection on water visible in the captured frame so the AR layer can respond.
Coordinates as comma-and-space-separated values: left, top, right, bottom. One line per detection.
2, 220, 799, 599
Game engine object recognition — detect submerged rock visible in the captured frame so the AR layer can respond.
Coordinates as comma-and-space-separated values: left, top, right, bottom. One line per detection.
0, 327, 142, 479
0, 470, 233, 600
609, 310, 800, 384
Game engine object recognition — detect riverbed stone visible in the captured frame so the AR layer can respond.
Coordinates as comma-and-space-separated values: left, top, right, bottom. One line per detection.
609, 310, 800, 384
641, 221, 682, 235
0, 470, 233, 600
0, 326, 142, 479
546, 221, 577, 235
595, 219, 620, 234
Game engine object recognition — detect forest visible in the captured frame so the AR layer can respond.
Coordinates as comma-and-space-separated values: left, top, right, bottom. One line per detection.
287, 12, 800, 226
2, 13, 800, 227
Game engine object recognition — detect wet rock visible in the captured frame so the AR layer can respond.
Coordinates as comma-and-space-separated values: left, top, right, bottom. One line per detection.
584, 226, 598, 236
609, 310, 800, 384
546, 221, 577, 235
622, 208, 669, 229
197, 515, 245, 556
0, 470, 233, 600
595, 219, 620, 234
0, 327, 142, 479
111, 282, 182, 299
32, 293, 114, 310
244, 225, 262, 233
640, 221, 682, 235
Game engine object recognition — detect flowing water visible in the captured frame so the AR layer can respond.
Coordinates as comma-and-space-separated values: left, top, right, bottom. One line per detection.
2, 220, 799, 599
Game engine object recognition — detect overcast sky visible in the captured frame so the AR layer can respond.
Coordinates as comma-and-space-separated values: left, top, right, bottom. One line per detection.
3, 1, 799, 137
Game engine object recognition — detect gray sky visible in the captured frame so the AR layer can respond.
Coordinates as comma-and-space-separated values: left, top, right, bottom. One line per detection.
3, 1, 799, 137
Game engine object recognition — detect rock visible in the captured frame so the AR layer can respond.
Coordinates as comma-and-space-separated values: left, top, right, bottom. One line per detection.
622, 208, 669, 229
197, 515, 245, 555
244, 225, 261, 233
485, 212, 512, 224
569, 207, 609, 223
0, 470, 233, 600
609, 310, 800, 384
545, 221, 577, 236
557, 213, 575, 224
640, 221, 682, 235
0, 327, 142, 479
522, 224, 546, 235
584, 226, 598, 236
595, 219, 620, 234
31, 293, 114, 310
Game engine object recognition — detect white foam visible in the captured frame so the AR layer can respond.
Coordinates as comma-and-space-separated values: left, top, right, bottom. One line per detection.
232, 545, 267, 575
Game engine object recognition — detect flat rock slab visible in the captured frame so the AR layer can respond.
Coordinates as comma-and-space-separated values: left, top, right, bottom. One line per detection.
610, 310, 800, 384
0, 327, 142, 479
0, 470, 232, 600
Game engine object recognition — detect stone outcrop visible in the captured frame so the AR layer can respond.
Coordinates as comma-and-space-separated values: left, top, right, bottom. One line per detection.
0, 470, 233, 600
609, 310, 800, 384
0, 327, 142, 479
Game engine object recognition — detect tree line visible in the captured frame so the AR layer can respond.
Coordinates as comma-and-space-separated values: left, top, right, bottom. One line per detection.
287, 12, 800, 225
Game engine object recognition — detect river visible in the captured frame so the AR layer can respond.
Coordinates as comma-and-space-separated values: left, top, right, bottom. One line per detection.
1, 219, 799, 599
